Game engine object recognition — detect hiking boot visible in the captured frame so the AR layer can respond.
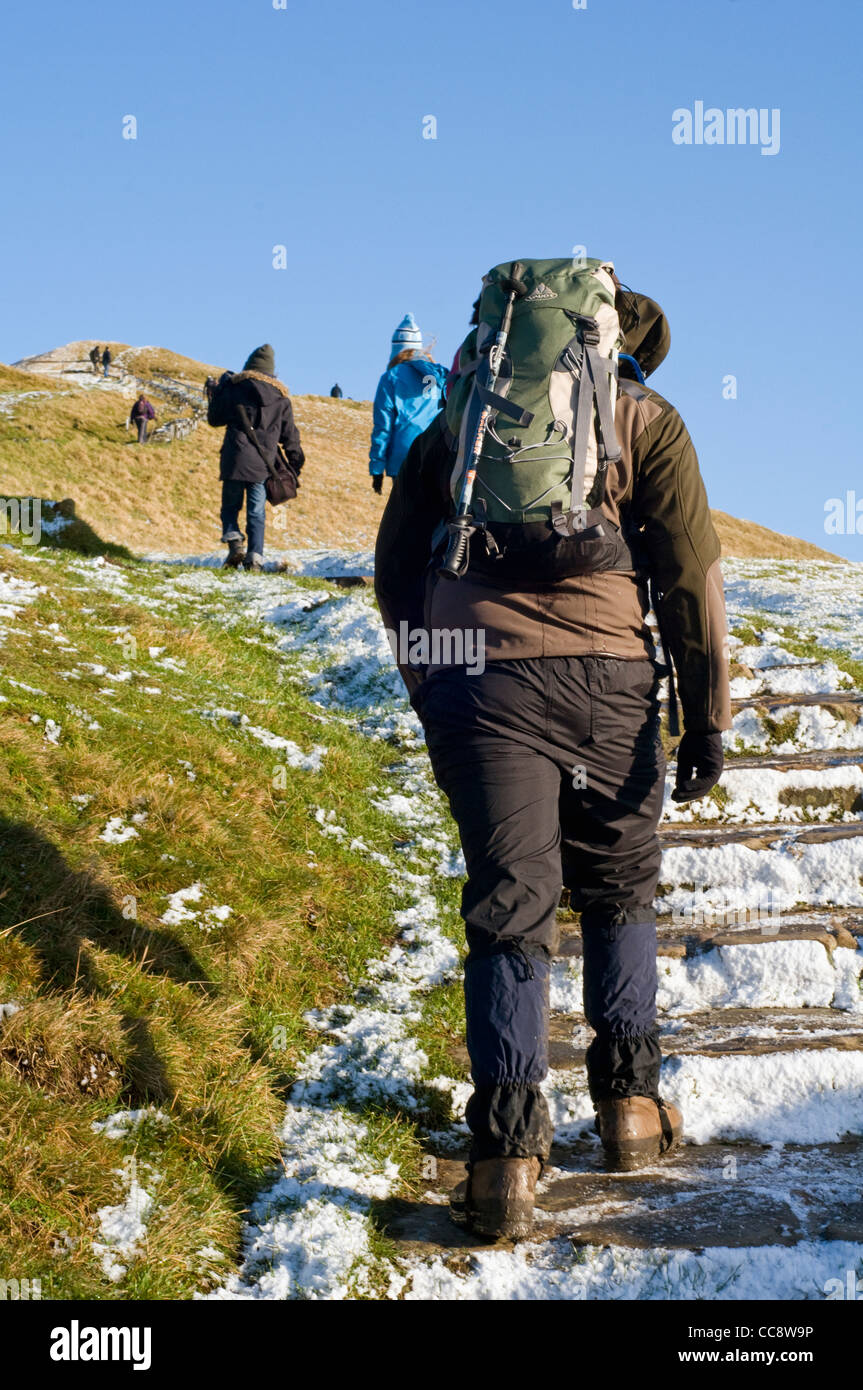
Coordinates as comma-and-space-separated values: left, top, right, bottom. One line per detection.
243, 558, 263, 573
595, 1096, 683, 1171
223, 540, 246, 568
449, 1157, 542, 1241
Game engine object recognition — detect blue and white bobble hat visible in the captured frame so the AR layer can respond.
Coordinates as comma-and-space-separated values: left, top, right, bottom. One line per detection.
391, 312, 423, 357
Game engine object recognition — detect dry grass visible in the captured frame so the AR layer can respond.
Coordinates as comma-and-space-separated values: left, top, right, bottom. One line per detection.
0, 363, 50, 391
0, 349, 843, 562
712, 510, 842, 562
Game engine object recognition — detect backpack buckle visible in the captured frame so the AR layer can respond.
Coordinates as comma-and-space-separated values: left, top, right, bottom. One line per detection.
574, 314, 601, 346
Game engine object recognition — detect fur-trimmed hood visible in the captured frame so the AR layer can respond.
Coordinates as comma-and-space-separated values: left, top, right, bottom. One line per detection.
232, 369, 290, 397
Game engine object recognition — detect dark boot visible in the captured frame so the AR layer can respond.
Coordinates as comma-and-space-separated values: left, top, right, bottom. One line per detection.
243, 557, 263, 573
223, 539, 245, 568
595, 1096, 683, 1171
450, 1157, 542, 1241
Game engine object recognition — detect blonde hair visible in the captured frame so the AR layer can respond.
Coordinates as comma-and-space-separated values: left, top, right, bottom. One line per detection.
387, 340, 436, 371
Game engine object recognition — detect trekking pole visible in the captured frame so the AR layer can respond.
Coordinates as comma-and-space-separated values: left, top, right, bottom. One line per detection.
438, 261, 527, 580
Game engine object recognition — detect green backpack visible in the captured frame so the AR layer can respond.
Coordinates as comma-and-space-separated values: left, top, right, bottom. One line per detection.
443, 256, 636, 583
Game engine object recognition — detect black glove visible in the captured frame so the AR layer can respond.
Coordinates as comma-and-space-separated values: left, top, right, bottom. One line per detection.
371, 474, 383, 495
672, 731, 724, 803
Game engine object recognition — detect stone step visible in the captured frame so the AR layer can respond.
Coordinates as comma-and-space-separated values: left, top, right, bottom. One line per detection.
729, 691, 863, 711
379, 1139, 863, 1255
545, 1009, 863, 1065
558, 916, 860, 957
718, 751, 863, 769
657, 819, 863, 848
733, 661, 844, 674
448, 1010, 863, 1076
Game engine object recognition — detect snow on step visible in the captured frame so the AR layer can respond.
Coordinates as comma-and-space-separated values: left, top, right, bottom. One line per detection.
657, 939, 862, 1013
662, 763, 863, 825
398, 1235, 863, 1301
726, 703, 863, 755
541, 1048, 863, 1148
659, 831, 863, 911
666, 1049, 863, 1144
550, 939, 862, 1016
729, 661, 852, 698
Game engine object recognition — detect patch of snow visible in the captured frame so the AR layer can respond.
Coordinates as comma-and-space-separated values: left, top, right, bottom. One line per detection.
98, 816, 140, 844
92, 1108, 170, 1140
92, 1159, 157, 1283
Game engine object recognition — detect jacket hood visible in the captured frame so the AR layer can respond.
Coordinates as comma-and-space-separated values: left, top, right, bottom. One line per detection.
616, 290, 670, 379
397, 356, 448, 387
233, 369, 290, 397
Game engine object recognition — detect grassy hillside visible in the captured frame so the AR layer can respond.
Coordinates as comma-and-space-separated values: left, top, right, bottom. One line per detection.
0, 342, 843, 562
711, 510, 839, 562
0, 527, 431, 1298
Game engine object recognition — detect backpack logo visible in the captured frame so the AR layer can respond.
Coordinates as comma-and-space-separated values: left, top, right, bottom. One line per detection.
524, 282, 557, 301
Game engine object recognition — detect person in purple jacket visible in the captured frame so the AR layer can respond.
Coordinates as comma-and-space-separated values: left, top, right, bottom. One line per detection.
129, 394, 156, 444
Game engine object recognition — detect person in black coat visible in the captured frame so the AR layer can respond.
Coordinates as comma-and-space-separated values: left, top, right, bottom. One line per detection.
101, 346, 112, 378
206, 344, 305, 570
330, 383, 343, 399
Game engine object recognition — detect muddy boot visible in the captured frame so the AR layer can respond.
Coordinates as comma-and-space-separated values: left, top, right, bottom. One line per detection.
223, 539, 246, 568
595, 1096, 683, 1171
449, 1157, 542, 1241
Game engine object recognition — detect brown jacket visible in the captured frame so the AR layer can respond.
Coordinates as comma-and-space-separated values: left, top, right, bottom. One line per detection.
375, 293, 731, 735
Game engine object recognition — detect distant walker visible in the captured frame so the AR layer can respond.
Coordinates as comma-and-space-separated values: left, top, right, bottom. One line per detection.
206, 343, 305, 572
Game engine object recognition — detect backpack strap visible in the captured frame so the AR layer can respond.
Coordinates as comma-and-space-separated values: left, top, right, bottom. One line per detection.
584, 340, 622, 467
555, 318, 621, 537
475, 381, 534, 428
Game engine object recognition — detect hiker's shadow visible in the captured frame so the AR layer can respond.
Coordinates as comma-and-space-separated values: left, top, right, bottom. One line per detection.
0, 816, 210, 1102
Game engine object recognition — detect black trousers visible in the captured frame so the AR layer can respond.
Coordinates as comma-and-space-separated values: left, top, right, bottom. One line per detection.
416, 655, 666, 1162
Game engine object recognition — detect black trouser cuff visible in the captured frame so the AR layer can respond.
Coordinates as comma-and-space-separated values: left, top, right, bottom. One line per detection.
466, 1082, 554, 1163
586, 1026, 662, 1102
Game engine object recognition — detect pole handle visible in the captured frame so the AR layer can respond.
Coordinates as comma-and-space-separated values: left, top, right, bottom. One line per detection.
438, 518, 473, 580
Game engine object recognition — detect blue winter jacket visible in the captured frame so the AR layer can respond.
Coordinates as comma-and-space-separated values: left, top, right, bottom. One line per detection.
369, 357, 448, 478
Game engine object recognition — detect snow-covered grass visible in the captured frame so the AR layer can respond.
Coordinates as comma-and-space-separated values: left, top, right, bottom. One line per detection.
3, 533, 863, 1302
0, 538, 438, 1299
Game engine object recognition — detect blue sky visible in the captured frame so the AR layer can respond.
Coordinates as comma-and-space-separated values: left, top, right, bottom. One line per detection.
2, 0, 861, 554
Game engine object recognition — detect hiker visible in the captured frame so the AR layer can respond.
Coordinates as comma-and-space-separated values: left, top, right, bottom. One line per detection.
330, 383, 343, 399
375, 258, 731, 1241
129, 394, 156, 444
369, 314, 448, 495
206, 343, 304, 571
89, 345, 101, 374
101, 346, 112, 378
